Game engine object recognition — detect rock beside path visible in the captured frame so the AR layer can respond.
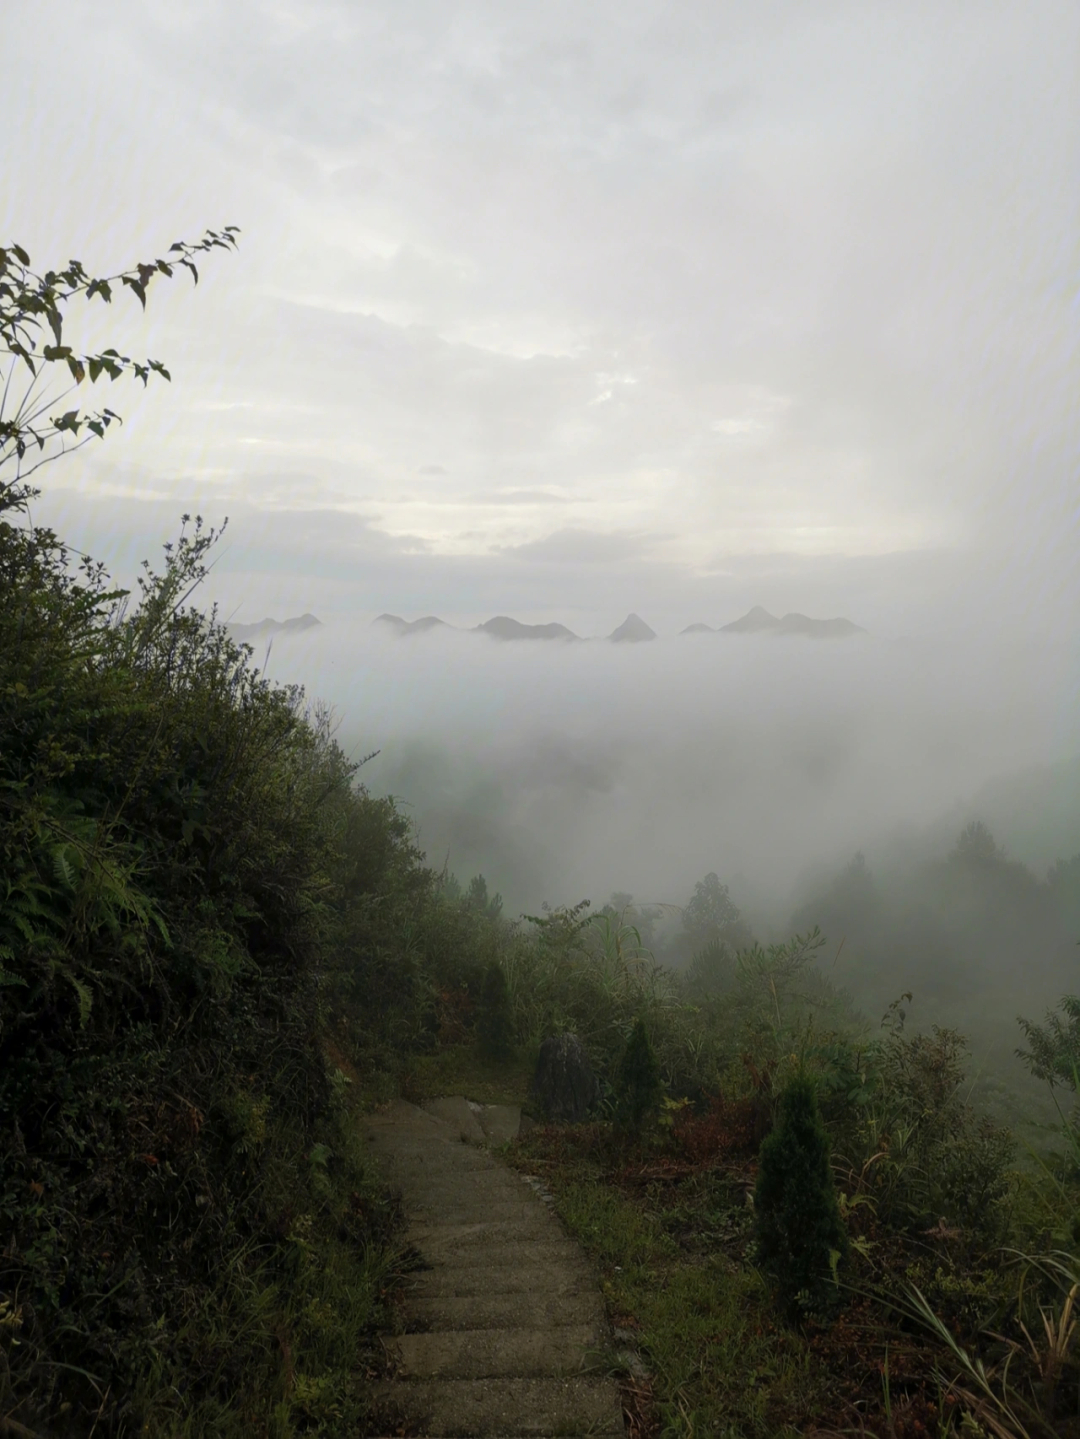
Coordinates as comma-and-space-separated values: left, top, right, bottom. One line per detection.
531, 1034, 599, 1123
366, 1098, 623, 1437
420, 1096, 524, 1146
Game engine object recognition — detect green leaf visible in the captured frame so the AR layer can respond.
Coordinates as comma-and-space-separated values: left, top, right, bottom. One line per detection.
12, 243, 30, 265
122, 275, 147, 308
51, 848, 75, 890
64, 972, 94, 1029
12, 344, 36, 376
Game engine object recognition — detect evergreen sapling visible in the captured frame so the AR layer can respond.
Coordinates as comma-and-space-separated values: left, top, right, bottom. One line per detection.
477, 960, 514, 1060
754, 1074, 847, 1317
613, 1016, 663, 1132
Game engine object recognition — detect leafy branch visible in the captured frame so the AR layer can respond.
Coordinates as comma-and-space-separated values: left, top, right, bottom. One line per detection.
0, 226, 239, 483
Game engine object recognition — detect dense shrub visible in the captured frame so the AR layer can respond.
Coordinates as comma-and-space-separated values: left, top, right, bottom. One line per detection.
613, 1017, 664, 1132
478, 960, 514, 1059
754, 1075, 847, 1318
0, 495, 416, 1434
824, 1017, 1014, 1241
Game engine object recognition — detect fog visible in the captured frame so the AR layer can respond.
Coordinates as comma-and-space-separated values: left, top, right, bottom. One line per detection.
262, 623, 1078, 948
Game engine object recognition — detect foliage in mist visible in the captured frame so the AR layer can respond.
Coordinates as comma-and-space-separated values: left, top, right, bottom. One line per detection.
478, 959, 514, 1060
790, 823, 1080, 1037
755, 1075, 847, 1317
612, 1016, 663, 1132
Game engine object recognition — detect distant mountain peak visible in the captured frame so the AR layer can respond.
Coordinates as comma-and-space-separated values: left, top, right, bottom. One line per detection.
475, 616, 578, 641
719, 607, 866, 638
609, 612, 656, 642
720, 606, 781, 634
374, 613, 449, 636
227, 613, 321, 642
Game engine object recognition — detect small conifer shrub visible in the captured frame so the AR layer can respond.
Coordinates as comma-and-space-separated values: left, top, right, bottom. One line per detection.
613, 1016, 663, 1131
477, 960, 514, 1059
754, 1074, 847, 1318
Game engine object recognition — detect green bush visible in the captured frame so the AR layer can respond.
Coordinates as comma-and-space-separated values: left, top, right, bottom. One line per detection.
612, 1016, 664, 1132
478, 959, 514, 1059
0, 494, 425, 1434
754, 1075, 847, 1318
828, 1019, 1014, 1241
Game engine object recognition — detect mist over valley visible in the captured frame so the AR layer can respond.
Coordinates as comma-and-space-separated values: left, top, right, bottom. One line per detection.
255, 611, 1080, 1047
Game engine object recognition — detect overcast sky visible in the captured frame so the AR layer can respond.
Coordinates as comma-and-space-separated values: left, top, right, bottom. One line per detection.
3, 0, 1078, 635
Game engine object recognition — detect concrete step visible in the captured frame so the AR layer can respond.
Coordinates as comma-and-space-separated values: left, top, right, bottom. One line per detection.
372, 1376, 625, 1436
389, 1325, 609, 1379
407, 1199, 544, 1225
405, 1291, 607, 1333
408, 1216, 563, 1249
405, 1262, 596, 1300
415, 1237, 584, 1268
378, 1162, 529, 1195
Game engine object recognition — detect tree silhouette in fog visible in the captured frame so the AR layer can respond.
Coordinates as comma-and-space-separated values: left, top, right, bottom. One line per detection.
679, 872, 752, 961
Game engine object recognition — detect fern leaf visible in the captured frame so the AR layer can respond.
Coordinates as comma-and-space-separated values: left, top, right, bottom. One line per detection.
52, 846, 76, 890
62, 970, 94, 1028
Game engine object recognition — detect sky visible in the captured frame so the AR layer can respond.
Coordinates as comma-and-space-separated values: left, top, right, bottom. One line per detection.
3, 0, 1077, 637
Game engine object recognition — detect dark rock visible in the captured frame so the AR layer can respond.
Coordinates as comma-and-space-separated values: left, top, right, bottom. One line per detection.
531, 1034, 599, 1123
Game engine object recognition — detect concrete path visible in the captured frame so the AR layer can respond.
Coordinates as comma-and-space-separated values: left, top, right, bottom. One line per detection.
366, 1098, 624, 1438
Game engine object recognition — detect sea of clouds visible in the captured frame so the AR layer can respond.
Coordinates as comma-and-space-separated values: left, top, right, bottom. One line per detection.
259, 621, 1080, 925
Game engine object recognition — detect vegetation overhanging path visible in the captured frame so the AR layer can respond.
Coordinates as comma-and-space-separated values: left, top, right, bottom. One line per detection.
366, 1098, 625, 1438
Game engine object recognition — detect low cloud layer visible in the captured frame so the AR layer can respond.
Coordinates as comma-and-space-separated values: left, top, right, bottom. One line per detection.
251, 623, 1079, 936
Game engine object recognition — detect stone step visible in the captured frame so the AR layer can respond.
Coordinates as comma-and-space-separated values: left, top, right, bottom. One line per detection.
416, 1237, 584, 1268
420, 1096, 487, 1143
379, 1163, 528, 1195
405, 1263, 595, 1300
408, 1216, 563, 1249
372, 1377, 624, 1436
389, 1325, 608, 1379
406, 1291, 607, 1333
407, 1200, 544, 1225
473, 1102, 523, 1145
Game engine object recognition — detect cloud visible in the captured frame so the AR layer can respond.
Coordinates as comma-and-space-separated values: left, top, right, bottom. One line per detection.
499, 528, 667, 565
1, 0, 1075, 635
252, 617, 1080, 943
